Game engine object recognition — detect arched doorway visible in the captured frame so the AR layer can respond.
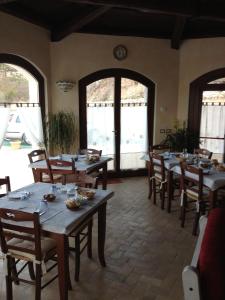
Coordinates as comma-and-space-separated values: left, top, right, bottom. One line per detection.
188, 68, 225, 162
0, 54, 46, 189
79, 68, 155, 176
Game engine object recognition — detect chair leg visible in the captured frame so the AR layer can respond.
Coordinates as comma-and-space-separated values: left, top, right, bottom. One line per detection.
153, 179, 156, 205
75, 234, 80, 282
28, 262, 35, 280
192, 211, 200, 236
192, 201, 203, 236
87, 220, 93, 259
161, 184, 165, 210
180, 196, 187, 228
6, 257, 13, 300
11, 258, 19, 285
148, 178, 152, 199
35, 264, 42, 300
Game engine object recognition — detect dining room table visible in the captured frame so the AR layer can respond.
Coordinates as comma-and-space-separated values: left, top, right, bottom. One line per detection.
143, 152, 225, 211
29, 154, 112, 190
0, 182, 114, 300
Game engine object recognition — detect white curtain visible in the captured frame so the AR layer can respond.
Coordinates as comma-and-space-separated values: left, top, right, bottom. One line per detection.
0, 107, 10, 148
17, 106, 44, 147
200, 105, 225, 153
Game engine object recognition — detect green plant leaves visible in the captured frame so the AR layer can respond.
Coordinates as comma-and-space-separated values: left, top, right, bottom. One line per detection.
43, 111, 77, 154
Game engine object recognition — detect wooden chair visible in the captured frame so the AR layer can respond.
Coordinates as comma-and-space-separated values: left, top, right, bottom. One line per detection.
47, 158, 98, 281
0, 209, 58, 300
28, 149, 62, 183
179, 162, 210, 235
69, 176, 98, 282
0, 176, 11, 198
46, 158, 76, 185
150, 144, 170, 153
79, 148, 102, 156
194, 148, 213, 159
149, 152, 167, 209
79, 148, 102, 180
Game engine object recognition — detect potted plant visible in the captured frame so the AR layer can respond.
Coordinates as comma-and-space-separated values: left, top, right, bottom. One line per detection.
43, 111, 78, 155
163, 119, 200, 153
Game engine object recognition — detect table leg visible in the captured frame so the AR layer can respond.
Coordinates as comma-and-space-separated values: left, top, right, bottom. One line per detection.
98, 203, 107, 267
167, 170, 173, 213
102, 164, 108, 190
56, 234, 69, 300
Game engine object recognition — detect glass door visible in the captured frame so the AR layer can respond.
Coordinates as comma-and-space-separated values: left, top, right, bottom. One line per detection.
120, 78, 148, 170
86, 78, 115, 171
79, 69, 155, 176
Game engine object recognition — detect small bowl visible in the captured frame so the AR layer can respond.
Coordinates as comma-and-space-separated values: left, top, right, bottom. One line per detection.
200, 163, 209, 169
77, 188, 96, 200
176, 156, 186, 163
65, 198, 81, 209
43, 193, 56, 202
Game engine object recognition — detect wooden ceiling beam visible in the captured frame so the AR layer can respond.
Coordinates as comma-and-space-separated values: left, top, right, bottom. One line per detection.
65, 0, 195, 17
171, 16, 186, 49
51, 6, 110, 41
66, 0, 225, 23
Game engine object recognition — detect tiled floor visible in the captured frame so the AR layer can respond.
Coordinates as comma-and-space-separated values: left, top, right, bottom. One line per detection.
0, 177, 196, 300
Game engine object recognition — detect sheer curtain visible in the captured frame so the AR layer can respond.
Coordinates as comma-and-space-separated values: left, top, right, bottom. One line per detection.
200, 105, 225, 153
0, 107, 10, 148
17, 106, 44, 147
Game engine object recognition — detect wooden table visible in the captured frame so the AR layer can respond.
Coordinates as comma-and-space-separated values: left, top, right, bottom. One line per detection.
0, 182, 114, 300
29, 154, 112, 190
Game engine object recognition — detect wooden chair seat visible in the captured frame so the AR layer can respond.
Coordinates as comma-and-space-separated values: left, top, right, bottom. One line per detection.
186, 186, 209, 201
7, 237, 56, 262
41, 173, 62, 182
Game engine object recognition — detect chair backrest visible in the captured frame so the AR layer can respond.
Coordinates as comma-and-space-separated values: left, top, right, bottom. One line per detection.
28, 149, 48, 182
180, 162, 204, 200
0, 209, 42, 261
73, 172, 98, 189
79, 149, 102, 156
150, 144, 170, 153
47, 158, 76, 184
28, 149, 47, 163
149, 152, 166, 181
194, 148, 213, 159
0, 176, 11, 198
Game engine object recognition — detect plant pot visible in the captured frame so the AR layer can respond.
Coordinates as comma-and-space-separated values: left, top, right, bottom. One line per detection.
10, 140, 21, 150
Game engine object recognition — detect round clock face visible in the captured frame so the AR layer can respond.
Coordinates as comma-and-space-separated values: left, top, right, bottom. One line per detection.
113, 45, 127, 60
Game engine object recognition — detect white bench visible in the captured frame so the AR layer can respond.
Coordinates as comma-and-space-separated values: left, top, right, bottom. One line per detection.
182, 216, 207, 300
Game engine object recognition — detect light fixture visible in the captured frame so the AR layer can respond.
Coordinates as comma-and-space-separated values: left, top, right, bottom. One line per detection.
56, 80, 75, 92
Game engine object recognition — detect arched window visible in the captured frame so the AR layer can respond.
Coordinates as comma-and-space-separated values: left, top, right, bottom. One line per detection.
188, 69, 225, 162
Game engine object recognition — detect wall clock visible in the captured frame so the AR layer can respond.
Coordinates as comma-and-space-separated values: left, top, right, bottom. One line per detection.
113, 45, 128, 60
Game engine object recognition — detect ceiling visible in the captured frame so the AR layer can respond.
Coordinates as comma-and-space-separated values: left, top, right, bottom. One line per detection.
1, 0, 225, 49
